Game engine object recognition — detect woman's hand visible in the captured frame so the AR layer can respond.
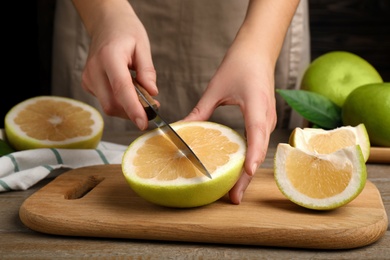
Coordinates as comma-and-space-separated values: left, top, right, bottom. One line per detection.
184, 38, 277, 204
184, 0, 300, 204
72, 0, 158, 130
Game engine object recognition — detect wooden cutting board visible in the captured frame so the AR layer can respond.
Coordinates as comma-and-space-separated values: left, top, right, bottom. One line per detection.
369, 147, 390, 163
19, 165, 388, 249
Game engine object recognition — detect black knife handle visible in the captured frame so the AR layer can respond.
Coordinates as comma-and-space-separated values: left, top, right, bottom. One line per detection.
132, 78, 159, 121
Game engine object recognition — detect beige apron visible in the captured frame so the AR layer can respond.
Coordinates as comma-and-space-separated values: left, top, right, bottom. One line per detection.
52, 0, 310, 132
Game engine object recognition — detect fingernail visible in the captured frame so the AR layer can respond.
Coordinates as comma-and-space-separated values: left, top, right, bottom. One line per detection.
153, 83, 159, 93
251, 164, 258, 176
135, 117, 145, 130
237, 190, 243, 204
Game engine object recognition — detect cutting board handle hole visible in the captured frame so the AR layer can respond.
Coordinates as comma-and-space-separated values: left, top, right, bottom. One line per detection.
64, 175, 104, 200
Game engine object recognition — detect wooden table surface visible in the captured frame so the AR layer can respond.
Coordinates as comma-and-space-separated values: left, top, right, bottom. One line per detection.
1, 129, 389, 259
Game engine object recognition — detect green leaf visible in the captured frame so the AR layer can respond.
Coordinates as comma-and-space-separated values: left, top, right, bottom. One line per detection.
0, 139, 15, 157
276, 89, 342, 129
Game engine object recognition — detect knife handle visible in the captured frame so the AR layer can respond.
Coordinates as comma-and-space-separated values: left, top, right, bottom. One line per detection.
132, 78, 159, 121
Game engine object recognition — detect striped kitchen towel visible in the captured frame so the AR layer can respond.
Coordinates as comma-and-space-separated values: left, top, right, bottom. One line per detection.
0, 141, 127, 192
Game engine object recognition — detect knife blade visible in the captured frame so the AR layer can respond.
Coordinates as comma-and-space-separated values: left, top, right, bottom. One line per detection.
133, 78, 212, 179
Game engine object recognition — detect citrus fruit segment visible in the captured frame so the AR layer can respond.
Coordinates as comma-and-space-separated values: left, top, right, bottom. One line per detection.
5, 96, 104, 150
121, 121, 246, 208
289, 124, 370, 162
274, 143, 367, 210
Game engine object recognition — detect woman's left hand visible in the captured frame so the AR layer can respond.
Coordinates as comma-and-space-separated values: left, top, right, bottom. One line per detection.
184, 37, 277, 204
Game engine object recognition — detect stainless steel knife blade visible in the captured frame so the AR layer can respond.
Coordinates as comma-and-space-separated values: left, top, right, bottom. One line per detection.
133, 78, 212, 179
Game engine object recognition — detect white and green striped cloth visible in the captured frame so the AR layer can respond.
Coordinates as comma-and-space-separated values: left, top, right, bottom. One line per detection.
0, 130, 127, 192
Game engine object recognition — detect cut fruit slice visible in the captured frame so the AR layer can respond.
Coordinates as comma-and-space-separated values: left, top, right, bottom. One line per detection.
274, 143, 367, 210
121, 121, 246, 208
5, 96, 104, 150
289, 124, 370, 162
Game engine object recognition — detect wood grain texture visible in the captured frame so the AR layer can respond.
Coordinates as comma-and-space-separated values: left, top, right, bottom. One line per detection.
369, 147, 390, 163
19, 165, 388, 250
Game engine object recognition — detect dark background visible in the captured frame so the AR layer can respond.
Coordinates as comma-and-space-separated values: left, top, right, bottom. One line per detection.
309, 0, 390, 81
1, 0, 389, 128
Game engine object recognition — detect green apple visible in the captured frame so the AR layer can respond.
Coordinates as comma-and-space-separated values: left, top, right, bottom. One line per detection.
301, 51, 383, 107
342, 83, 390, 147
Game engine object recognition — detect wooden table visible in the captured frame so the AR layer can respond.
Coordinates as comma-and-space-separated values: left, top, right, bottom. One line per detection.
1, 129, 389, 259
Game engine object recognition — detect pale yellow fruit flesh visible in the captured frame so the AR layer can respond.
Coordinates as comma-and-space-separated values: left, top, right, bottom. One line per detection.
274, 143, 367, 210
122, 121, 246, 208
307, 130, 357, 154
5, 96, 104, 150
15, 100, 95, 142
134, 126, 239, 180
290, 124, 370, 162
286, 149, 352, 199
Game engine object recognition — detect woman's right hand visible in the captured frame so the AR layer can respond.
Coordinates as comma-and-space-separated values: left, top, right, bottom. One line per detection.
72, 0, 158, 130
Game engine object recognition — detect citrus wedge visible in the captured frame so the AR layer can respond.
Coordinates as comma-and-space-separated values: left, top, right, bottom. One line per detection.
289, 124, 370, 162
121, 121, 246, 208
5, 96, 104, 150
274, 143, 367, 210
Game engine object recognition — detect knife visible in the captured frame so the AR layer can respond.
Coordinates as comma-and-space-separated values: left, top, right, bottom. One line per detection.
132, 78, 212, 179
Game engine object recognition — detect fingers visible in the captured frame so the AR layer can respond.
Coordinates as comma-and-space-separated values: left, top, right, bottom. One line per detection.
79, 11, 158, 131
132, 49, 158, 128
183, 88, 218, 122
244, 124, 269, 176
228, 123, 270, 205
228, 124, 270, 205
230, 94, 276, 204
228, 170, 253, 205
134, 51, 158, 96
83, 53, 156, 130
104, 52, 152, 130
244, 92, 276, 176
81, 61, 130, 119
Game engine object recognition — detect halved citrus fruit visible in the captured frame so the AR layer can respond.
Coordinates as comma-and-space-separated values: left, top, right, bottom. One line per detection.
5, 96, 104, 151
289, 124, 370, 162
274, 143, 367, 210
121, 121, 246, 208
